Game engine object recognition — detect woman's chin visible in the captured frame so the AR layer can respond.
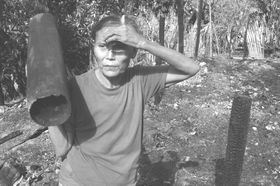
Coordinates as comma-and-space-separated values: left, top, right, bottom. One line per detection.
102, 69, 123, 78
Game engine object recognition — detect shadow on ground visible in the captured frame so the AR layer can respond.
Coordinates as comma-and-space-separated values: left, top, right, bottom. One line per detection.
137, 147, 200, 186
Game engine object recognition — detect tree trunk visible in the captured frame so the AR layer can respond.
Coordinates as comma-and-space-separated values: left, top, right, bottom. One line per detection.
194, 0, 203, 59
176, 0, 184, 53
213, 23, 220, 55
243, 17, 250, 59
0, 68, 4, 107
156, 15, 165, 65
0, 81, 4, 106
247, 21, 264, 59
226, 25, 234, 58
14, 64, 26, 97
159, 15, 165, 49
0, 70, 4, 113
154, 15, 165, 105
209, 0, 213, 57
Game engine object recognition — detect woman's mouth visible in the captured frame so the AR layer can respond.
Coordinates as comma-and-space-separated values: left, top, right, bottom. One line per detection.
103, 65, 120, 71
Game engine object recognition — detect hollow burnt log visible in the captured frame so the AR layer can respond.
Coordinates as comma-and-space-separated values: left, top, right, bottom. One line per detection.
26, 13, 71, 126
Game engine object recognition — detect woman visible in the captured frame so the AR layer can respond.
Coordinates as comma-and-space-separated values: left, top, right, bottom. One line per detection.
49, 15, 200, 186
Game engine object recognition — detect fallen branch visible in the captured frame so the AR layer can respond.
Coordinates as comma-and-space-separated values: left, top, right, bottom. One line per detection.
0, 131, 23, 145
4, 97, 25, 107
8, 127, 48, 150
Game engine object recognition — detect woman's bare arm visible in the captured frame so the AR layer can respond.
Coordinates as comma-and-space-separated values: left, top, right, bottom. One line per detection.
103, 18, 200, 86
139, 40, 200, 87
48, 119, 74, 158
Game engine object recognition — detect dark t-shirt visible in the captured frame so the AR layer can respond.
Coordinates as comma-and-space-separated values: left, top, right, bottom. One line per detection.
60, 65, 168, 186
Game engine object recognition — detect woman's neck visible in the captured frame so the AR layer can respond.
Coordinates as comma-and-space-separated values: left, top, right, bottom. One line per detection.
95, 69, 124, 89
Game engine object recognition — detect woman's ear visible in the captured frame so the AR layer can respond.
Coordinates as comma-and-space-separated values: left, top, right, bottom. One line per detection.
131, 47, 138, 58
89, 46, 98, 68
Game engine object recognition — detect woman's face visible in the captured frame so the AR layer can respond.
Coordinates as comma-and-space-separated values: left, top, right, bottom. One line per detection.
93, 27, 136, 78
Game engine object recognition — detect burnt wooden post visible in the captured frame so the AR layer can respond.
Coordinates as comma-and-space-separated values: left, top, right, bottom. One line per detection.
26, 13, 71, 126
224, 95, 251, 186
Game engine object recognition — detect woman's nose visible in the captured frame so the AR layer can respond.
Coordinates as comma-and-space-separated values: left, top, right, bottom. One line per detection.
107, 50, 115, 59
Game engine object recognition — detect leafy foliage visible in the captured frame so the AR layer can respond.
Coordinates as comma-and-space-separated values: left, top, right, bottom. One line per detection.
253, 0, 280, 48
211, 0, 280, 55
0, 0, 30, 99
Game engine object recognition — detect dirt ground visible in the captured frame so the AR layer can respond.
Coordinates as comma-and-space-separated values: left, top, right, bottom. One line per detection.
0, 56, 280, 186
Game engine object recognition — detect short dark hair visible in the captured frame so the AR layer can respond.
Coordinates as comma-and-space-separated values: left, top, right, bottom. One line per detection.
91, 15, 139, 40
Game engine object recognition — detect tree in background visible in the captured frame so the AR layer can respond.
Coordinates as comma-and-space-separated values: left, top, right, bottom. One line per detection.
0, 0, 31, 100
151, 0, 173, 65
208, 0, 213, 57
0, 67, 4, 109
253, 0, 280, 50
210, 0, 280, 58
149, 0, 173, 105
212, 0, 241, 57
194, 0, 204, 59
176, 0, 185, 53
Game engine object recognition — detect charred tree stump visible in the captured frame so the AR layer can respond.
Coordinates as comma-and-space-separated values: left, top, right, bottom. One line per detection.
26, 13, 71, 126
224, 95, 251, 186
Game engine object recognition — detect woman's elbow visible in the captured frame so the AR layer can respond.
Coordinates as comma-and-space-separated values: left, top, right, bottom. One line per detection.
48, 126, 74, 158
188, 63, 200, 76
54, 142, 72, 158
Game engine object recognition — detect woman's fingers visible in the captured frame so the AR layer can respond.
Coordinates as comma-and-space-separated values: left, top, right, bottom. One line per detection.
105, 34, 120, 44
121, 15, 125, 25
101, 23, 142, 48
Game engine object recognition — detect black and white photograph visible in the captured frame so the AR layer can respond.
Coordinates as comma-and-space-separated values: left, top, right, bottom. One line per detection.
0, 0, 279, 185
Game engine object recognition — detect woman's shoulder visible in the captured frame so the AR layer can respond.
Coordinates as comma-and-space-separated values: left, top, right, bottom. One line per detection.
67, 68, 96, 90
72, 68, 95, 79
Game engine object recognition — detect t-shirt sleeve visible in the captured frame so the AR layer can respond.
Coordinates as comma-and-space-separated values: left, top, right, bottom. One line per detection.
138, 65, 169, 103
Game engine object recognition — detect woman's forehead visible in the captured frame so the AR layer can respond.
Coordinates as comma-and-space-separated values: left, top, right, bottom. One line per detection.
95, 25, 120, 40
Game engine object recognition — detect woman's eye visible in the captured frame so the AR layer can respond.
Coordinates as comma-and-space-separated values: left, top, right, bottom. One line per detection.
113, 45, 125, 51
98, 44, 108, 51
112, 42, 126, 51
